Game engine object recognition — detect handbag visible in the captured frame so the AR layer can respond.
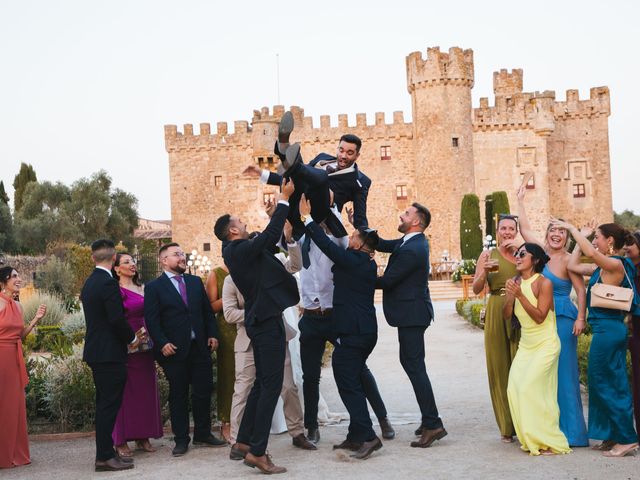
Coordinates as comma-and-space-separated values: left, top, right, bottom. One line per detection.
590, 267, 635, 312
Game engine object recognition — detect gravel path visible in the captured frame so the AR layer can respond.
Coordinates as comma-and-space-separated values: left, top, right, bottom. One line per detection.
4, 301, 638, 479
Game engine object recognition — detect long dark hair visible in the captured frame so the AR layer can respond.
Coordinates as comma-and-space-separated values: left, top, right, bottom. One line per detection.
0, 266, 15, 288
598, 223, 634, 251
519, 243, 550, 274
112, 253, 141, 286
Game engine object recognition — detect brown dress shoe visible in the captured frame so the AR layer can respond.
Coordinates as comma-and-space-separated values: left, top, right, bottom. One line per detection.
244, 452, 287, 474
379, 417, 396, 440
350, 437, 383, 460
230, 442, 250, 461
332, 439, 363, 451
410, 427, 448, 448
292, 434, 317, 450
95, 457, 134, 472
415, 425, 425, 436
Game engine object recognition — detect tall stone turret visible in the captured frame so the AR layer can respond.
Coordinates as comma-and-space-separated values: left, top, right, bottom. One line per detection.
406, 46, 475, 258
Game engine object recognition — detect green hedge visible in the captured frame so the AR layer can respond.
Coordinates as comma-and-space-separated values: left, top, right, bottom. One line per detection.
460, 194, 483, 260
457, 298, 485, 329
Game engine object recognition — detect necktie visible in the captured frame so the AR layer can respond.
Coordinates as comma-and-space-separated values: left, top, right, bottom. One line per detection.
173, 275, 188, 306
302, 234, 312, 269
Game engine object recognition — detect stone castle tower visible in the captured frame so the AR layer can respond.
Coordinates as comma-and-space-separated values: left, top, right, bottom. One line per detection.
164, 46, 612, 265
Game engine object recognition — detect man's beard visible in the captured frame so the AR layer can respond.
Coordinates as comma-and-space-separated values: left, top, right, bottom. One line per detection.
398, 221, 410, 234
174, 264, 186, 274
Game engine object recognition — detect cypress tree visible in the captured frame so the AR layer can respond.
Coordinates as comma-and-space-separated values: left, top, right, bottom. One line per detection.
0, 181, 9, 205
485, 194, 493, 238
12, 163, 37, 211
460, 194, 483, 259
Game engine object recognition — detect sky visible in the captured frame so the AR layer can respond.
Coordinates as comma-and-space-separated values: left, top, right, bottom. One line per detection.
1, 0, 638, 220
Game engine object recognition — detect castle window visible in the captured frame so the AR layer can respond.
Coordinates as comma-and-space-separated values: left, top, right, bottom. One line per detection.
573, 184, 586, 198
519, 173, 535, 189
263, 192, 276, 204
452, 137, 459, 147
380, 145, 391, 160
396, 184, 408, 200
257, 156, 276, 171
214, 175, 222, 187
203, 243, 211, 252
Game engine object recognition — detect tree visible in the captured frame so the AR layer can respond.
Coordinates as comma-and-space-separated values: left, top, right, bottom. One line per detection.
614, 210, 640, 231
460, 194, 483, 259
485, 194, 493, 238
12, 162, 37, 211
0, 181, 9, 205
491, 191, 510, 227
0, 203, 14, 252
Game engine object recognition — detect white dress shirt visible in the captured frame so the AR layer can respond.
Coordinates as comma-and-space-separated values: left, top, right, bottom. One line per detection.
401, 232, 421, 246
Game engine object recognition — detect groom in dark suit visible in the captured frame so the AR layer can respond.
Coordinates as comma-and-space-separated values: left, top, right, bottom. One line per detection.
375, 203, 447, 448
214, 178, 299, 474
82, 239, 138, 471
144, 242, 225, 456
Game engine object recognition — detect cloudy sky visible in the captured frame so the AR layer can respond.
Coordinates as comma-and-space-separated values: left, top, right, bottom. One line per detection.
1, 0, 638, 220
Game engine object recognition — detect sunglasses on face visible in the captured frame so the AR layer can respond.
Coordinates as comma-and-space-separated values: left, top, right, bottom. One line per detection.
514, 250, 529, 259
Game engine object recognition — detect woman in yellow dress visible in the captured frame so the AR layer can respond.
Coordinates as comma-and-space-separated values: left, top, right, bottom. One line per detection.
504, 243, 570, 455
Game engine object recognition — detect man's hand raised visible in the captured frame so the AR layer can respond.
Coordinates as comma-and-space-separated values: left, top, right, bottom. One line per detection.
243, 165, 262, 177
279, 178, 295, 202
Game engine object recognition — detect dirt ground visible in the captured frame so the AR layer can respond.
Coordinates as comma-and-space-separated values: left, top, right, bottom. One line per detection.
4, 301, 638, 479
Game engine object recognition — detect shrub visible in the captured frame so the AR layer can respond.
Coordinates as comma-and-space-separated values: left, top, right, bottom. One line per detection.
34, 256, 76, 303
452, 259, 477, 282
456, 298, 485, 329
471, 303, 485, 327
455, 299, 466, 316
34, 325, 73, 356
491, 191, 510, 218
44, 344, 95, 430
25, 358, 52, 423
485, 194, 494, 237
61, 310, 86, 344
64, 243, 94, 293
21, 291, 66, 327
460, 194, 483, 260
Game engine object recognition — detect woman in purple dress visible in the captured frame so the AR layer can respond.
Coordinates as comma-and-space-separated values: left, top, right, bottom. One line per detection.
112, 253, 163, 457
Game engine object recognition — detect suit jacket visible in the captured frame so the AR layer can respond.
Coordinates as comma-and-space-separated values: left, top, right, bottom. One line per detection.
144, 272, 218, 363
223, 202, 300, 327
375, 233, 434, 328
81, 268, 135, 364
305, 221, 377, 335
267, 153, 371, 229
222, 275, 298, 353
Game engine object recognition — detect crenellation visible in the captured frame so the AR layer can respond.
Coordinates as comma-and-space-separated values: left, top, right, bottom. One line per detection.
200, 123, 210, 136
356, 113, 367, 127
234, 120, 249, 133
164, 125, 178, 140
183, 124, 193, 136
375, 112, 385, 125
493, 68, 523, 97
393, 111, 404, 124
217, 122, 228, 135
303, 116, 313, 129
320, 115, 331, 129
406, 46, 474, 92
338, 114, 348, 128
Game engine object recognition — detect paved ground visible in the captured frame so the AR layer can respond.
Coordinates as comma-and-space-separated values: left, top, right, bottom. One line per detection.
5, 301, 638, 479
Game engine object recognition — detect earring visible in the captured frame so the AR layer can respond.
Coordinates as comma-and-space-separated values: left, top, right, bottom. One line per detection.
608, 244, 614, 256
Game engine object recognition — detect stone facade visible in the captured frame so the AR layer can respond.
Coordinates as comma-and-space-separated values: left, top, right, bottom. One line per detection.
164, 46, 612, 263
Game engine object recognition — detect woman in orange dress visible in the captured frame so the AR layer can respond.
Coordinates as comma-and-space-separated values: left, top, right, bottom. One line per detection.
0, 266, 46, 469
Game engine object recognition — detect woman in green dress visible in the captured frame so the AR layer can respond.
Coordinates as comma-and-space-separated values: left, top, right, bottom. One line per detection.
205, 264, 237, 442
472, 215, 520, 442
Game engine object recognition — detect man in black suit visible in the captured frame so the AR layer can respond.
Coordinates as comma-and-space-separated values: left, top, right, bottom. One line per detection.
375, 203, 447, 448
81, 239, 138, 472
214, 178, 299, 475
144, 243, 226, 457
244, 111, 371, 239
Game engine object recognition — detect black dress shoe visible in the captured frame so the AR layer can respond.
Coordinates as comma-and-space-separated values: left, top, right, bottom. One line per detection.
379, 417, 396, 440
230, 442, 250, 460
193, 433, 228, 447
95, 457, 134, 471
332, 439, 363, 451
282, 143, 302, 176
278, 111, 294, 148
307, 427, 320, 444
410, 427, 448, 448
115, 453, 134, 464
292, 433, 317, 450
350, 437, 383, 460
172, 443, 189, 457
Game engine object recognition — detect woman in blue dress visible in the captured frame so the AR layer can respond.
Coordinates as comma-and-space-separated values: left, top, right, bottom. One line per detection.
517, 187, 588, 446
553, 219, 639, 457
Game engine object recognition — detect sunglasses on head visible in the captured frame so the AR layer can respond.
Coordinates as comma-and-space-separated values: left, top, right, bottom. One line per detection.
498, 214, 519, 221
513, 250, 528, 259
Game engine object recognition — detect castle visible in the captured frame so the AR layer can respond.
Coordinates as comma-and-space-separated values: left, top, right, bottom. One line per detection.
164, 46, 612, 263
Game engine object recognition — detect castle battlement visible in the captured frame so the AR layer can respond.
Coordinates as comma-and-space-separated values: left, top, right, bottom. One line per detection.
406, 46, 474, 92
493, 68, 523, 97
553, 86, 610, 119
164, 107, 412, 152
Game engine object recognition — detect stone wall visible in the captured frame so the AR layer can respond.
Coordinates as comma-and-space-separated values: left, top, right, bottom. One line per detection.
1, 255, 48, 286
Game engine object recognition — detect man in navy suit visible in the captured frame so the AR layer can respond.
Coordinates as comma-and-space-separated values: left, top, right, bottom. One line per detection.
304, 217, 384, 460
375, 203, 447, 448
144, 243, 226, 457
81, 239, 138, 471
214, 178, 299, 475
244, 111, 371, 239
